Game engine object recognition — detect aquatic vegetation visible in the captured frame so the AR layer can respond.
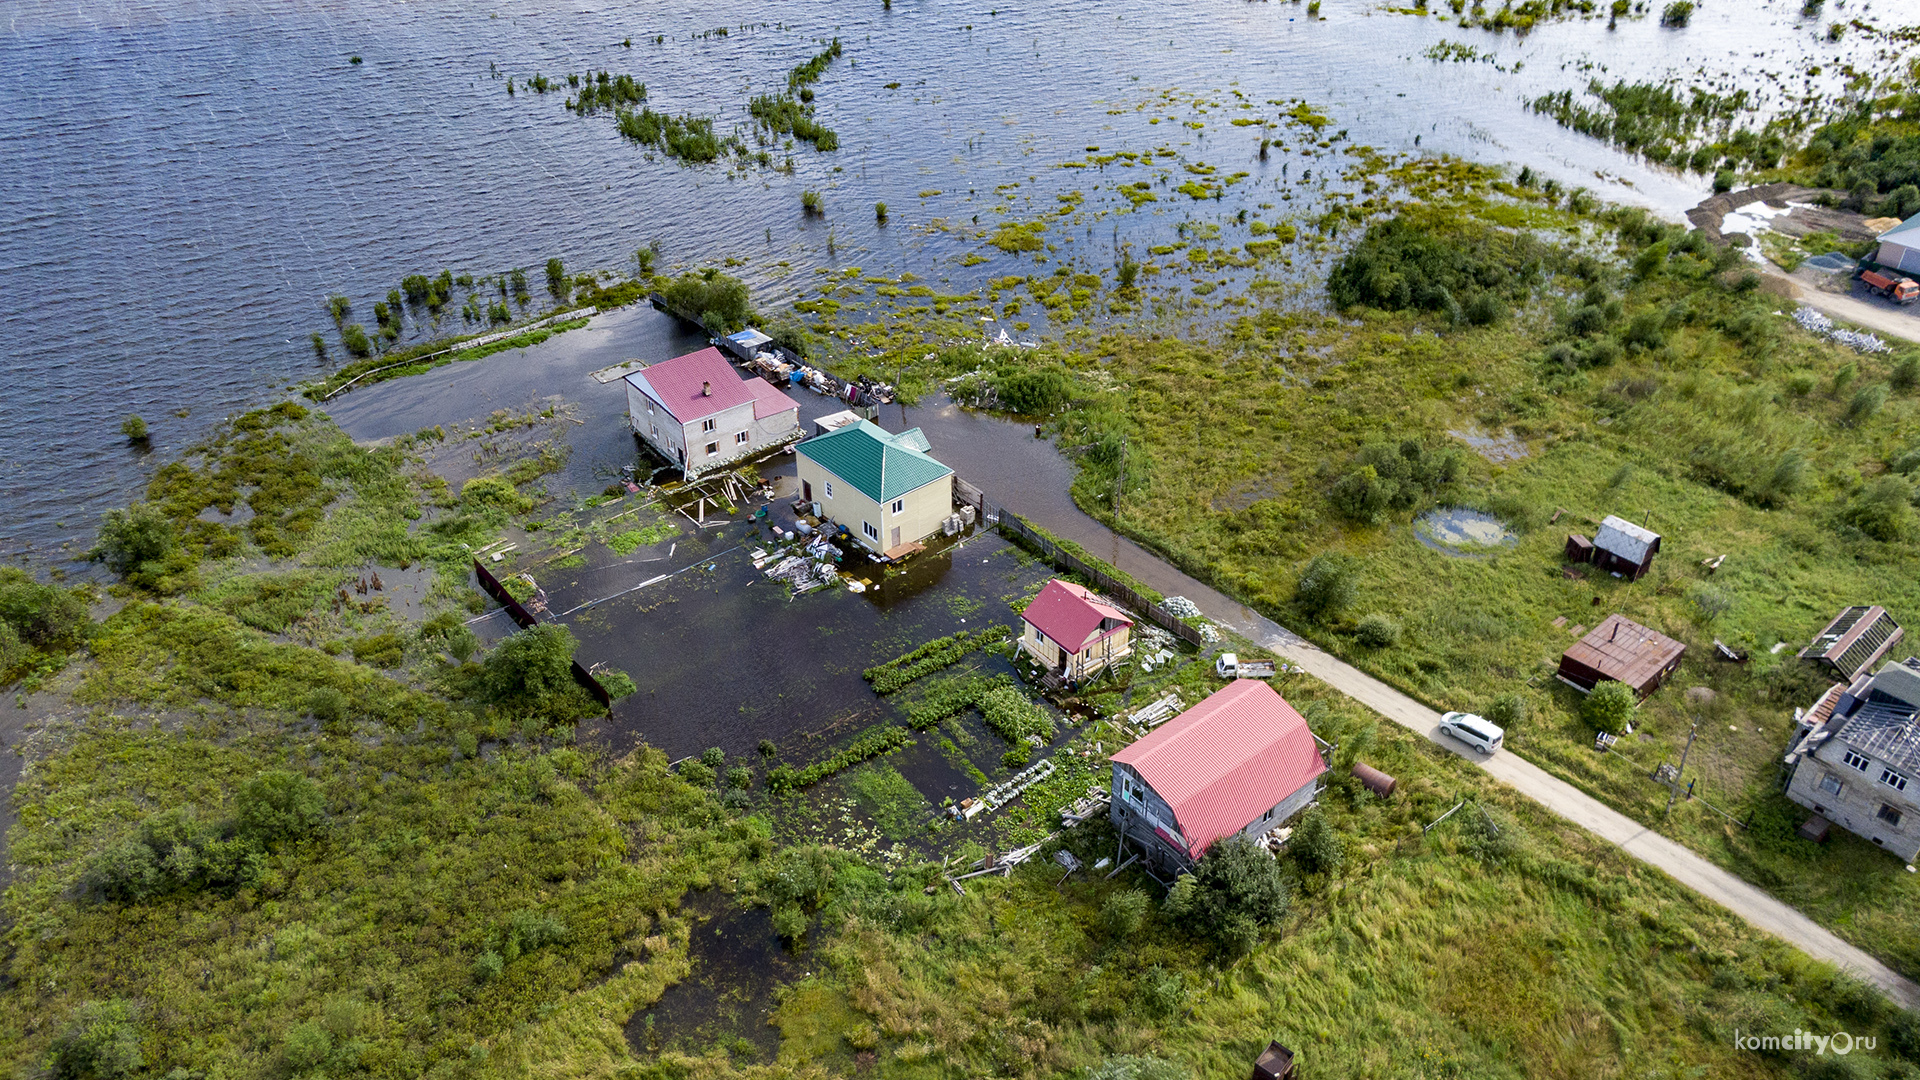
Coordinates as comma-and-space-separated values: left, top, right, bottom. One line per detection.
987, 219, 1047, 253
863, 626, 1011, 694
570, 70, 645, 113
765, 724, 914, 792
613, 106, 734, 164
1529, 80, 1787, 172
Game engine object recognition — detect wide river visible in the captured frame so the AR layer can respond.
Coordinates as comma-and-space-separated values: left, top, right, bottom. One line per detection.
0, 0, 1878, 564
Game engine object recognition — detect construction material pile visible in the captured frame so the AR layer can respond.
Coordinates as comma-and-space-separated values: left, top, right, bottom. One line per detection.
1794, 306, 1890, 354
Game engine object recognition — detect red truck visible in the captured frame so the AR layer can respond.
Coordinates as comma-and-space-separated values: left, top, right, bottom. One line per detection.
1862, 269, 1920, 304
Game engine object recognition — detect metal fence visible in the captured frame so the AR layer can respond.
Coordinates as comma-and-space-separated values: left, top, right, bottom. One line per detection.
472, 559, 613, 711
950, 481, 1205, 648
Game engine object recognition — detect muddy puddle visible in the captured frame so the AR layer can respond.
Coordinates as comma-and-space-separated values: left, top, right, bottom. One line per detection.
1415, 507, 1518, 557
627, 890, 799, 1060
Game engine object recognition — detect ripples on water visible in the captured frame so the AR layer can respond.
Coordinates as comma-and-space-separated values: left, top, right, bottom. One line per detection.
0, 0, 1871, 562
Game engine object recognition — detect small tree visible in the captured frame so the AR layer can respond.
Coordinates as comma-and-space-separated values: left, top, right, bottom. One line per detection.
1101, 887, 1149, 938
1354, 613, 1401, 648
1294, 553, 1358, 624
120, 415, 149, 442
1290, 806, 1345, 875
545, 257, 568, 298
1486, 692, 1530, 730
1164, 834, 1289, 955
1582, 680, 1637, 735
874, 201, 888, 222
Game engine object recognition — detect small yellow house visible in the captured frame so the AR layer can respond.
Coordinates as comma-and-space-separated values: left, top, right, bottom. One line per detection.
1019, 579, 1134, 682
796, 420, 954, 556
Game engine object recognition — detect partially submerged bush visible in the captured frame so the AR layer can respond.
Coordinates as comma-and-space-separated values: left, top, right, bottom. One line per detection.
480, 623, 590, 717
1326, 213, 1540, 319
91, 503, 182, 589
659, 269, 751, 332
996, 368, 1072, 414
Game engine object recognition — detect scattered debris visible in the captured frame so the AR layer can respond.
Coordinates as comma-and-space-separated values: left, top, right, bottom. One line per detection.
1794, 306, 1889, 354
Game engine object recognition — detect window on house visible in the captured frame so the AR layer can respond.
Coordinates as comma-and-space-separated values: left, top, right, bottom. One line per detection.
1820, 773, 1844, 796
891, 498, 904, 515
1124, 777, 1145, 804
863, 521, 879, 540
1882, 768, 1910, 792
1845, 750, 1872, 773
735, 431, 750, 444
702, 418, 716, 432
1880, 803, 1905, 828
824, 481, 834, 499
649, 425, 657, 438
705, 442, 718, 455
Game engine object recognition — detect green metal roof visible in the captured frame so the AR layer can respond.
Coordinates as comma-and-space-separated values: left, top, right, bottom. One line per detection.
797, 419, 953, 502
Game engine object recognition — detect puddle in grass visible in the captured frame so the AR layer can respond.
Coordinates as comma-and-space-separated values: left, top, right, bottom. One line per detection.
1447, 427, 1530, 464
1415, 508, 1518, 557
627, 891, 798, 1060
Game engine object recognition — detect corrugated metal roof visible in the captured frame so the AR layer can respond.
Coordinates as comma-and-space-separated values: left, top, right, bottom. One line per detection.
1594, 515, 1660, 564
1562, 614, 1685, 691
795, 419, 952, 502
1111, 681, 1327, 858
1022, 579, 1130, 652
1881, 211, 1920, 243
1802, 606, 1903, 680
623, 347, 794, 425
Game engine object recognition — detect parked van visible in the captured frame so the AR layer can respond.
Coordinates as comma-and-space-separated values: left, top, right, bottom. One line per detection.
1439, 711, 1505, 755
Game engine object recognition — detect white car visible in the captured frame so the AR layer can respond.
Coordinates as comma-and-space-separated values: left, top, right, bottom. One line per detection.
1439, 711, 1504, 755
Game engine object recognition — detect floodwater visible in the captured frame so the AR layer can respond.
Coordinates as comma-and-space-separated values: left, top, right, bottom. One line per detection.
1414, 506, 1518, 556
2, 0, 1883, 564
627, 891, 798, 1059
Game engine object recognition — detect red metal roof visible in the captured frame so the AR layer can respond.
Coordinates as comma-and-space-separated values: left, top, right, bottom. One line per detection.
1111, 680, 1327, 858
627, 347, 794, 425
1022, 579, 1131, 652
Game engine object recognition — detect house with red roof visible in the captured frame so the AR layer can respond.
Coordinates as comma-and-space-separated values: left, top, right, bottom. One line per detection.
1018, 579, 1133, 684
623, 346, 802, 476
1110, 680, 1331, 875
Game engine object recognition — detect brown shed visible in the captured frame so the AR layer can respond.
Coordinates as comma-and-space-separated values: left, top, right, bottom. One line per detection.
1799, 606, 1903, 682
1558, 614, 1685, 699
1590, 515, 1661, 581
1565, 533, 1594, 564
1250, 1041, 1297, 1080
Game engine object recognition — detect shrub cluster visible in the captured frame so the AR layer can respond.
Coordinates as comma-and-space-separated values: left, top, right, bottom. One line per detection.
82, 771, 324, 902
1326, 214, 1540, 322
1329, 439, 1465, 524
902, 673, 1014, 729
659, 269, 752, 333
766, 726, 913, 793
863, 626, 1009, 694
1164, 835, 1290, 956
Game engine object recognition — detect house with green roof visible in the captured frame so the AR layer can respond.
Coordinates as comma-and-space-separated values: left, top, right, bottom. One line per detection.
796, 420, 955, 555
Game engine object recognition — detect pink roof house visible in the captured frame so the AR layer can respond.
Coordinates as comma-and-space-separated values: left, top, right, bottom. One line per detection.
623, 347, 801, 475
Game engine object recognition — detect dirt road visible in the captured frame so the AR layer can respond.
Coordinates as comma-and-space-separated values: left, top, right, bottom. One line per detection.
1766, 267, 1920, 346
1199, 601, 1920, 1009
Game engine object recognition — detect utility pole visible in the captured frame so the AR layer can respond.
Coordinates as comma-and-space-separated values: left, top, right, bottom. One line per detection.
1665, 716, 1700, 818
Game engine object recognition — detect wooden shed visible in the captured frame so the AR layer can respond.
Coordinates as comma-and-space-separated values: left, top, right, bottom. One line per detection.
1799, 606, 1904, 683
1589, 515, 1661, 581
1558, 614, 1685, 699
1250, 1041, 1297, 1080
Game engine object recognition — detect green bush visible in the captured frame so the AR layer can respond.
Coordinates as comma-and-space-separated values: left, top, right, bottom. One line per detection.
1294, 553, 1358, 624
996, 368, 1073, 414
120, 415, 148, 441
1164, 834, 1290, 955
1841, 476, 1916, 542
235, 770, 326, 846
461, 476, 534, 515
659, 270, 751, 332
1354, 613, 1401, 648
1102, 888, 1150, 938
979, 685, 1054, 744
1329, 440, 1463, 523
1486, 692, 1530, 729
47, 999, 144, 1080
1326, 214, 1539, 318
1660, 2, 1693, 26
1290, 806, 1345, 874
91, 503, 179, 582
1582, 680, 1637, 735
0, 567, 90, 649
306, 686, 349, 730
340, 323, 372, 358
480, 623, 588, 715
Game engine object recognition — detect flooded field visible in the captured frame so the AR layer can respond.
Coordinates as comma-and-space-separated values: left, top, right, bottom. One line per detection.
5, 0, 1891, 563
1414, 506, 1520, 556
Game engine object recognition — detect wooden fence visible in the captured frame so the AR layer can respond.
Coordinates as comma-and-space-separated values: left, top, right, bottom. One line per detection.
950, 481, 1205, 648
472, 559, 613, 711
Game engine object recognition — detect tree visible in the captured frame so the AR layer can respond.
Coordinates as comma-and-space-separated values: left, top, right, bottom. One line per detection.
1582, 680, 1637, 735
234, 770, 325, 847
46, 999, 143, 1080
1294, 553, 1358, 624
545, 257, 568, 298
1101, 887, 1149, 938
1164, 834, 1290, 955
1291, 806, 1345, 874
91, 503, 177, 581
0, 567, 90, 648
120, 415, 148, 442
481, 623, 583, 709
